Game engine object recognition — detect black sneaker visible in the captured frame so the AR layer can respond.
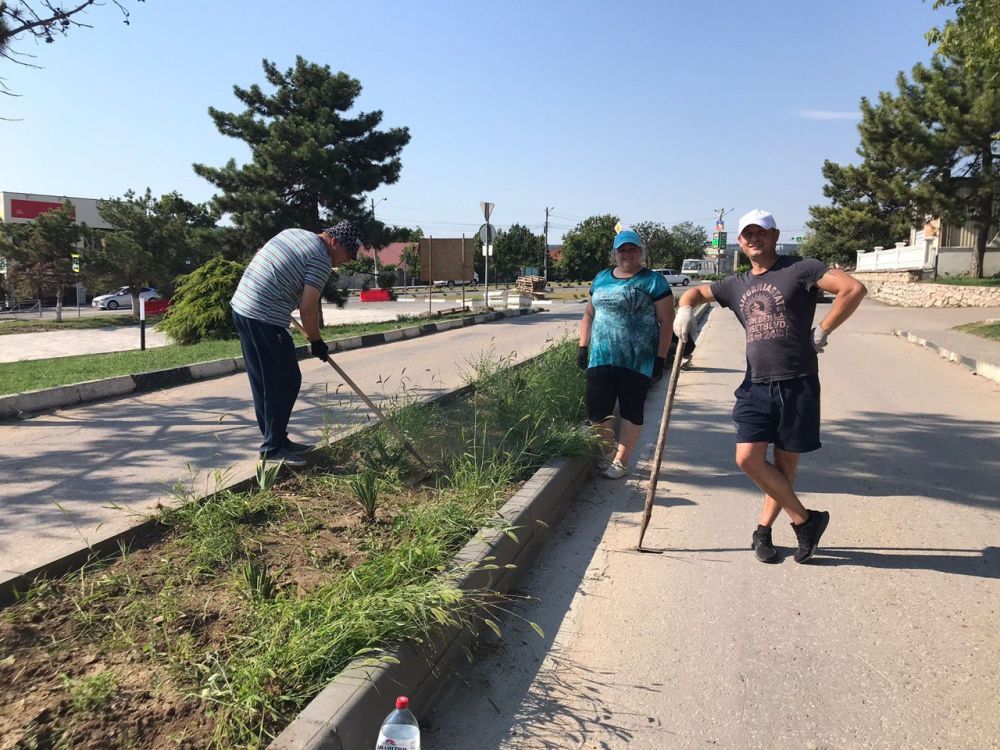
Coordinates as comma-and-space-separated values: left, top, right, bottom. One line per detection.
259, 447, 307, 468
751, 525, 779, 563
791, 510, 830, 563
284, 438, 315, 454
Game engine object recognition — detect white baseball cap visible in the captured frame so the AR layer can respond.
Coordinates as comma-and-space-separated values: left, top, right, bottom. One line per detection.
737, 209, 778, 236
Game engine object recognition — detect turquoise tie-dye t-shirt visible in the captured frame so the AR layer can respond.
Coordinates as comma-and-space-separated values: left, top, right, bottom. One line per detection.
588, 267, 672, 377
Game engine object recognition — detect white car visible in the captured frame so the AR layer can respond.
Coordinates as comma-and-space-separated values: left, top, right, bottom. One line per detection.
652, 268, 691, 286
92, 286, 159, 310
433, 272, 479, 288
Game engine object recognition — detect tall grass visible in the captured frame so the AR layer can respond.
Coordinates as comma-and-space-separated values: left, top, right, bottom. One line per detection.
2, 339, 591, 749
198, 339, 592, 746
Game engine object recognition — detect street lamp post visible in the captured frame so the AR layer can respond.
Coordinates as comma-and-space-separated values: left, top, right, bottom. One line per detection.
370, 197, 387, 281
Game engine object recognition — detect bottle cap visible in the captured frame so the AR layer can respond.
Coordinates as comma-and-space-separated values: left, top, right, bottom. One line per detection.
396, 696, 409, 709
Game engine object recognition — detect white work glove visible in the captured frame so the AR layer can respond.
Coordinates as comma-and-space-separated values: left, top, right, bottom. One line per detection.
673, 306, 695, 342
812, 326, 829, 353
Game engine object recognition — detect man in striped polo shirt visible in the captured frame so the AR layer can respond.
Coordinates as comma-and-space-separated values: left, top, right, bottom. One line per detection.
231, 220, 362, 467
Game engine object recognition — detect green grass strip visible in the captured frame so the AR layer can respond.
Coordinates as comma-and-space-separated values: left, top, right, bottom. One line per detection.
0, 312, 474, 396
956, 320, 1000, 342
0, 314, 162, 335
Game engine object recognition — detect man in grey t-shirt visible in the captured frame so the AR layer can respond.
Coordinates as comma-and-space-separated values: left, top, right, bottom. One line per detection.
674, 210, 866, 564
231, 220, 362, 467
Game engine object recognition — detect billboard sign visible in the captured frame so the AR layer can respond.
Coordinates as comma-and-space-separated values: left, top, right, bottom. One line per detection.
418, 237, 476, 283
10, 199, 73, 221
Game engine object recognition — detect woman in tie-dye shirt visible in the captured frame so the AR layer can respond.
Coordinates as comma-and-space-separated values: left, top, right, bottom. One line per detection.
577, 229, 675, 479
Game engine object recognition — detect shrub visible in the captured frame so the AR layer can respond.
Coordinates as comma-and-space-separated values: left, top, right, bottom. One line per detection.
158, 256, 245, 344
377, 264, 398, 291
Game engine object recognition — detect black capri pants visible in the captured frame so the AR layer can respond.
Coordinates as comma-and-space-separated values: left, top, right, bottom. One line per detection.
586, 365, 652, 425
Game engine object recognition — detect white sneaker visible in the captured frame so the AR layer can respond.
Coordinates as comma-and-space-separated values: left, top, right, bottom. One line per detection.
596, 451, 616, 471
602, 459, 629, 479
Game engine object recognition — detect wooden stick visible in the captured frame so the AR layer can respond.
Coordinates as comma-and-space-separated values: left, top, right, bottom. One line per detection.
290, 317, 434, 471
636, 343, 686, 551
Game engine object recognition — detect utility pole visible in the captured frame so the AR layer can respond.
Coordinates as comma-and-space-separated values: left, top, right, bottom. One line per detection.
370, 196, 387, 277
713, 208, 734, 274
543, 206, 554, 284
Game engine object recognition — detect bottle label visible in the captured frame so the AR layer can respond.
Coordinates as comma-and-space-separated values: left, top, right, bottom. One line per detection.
376, 733, 419, 750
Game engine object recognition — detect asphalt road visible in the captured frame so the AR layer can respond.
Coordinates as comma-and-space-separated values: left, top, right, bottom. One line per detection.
0, 308, 582, 586
425, 299, 1000, 749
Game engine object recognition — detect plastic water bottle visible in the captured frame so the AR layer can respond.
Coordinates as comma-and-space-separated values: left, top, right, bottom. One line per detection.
375, 695, 420, 749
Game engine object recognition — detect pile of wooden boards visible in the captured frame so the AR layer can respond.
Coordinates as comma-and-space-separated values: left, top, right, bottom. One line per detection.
514, 275, 546, 297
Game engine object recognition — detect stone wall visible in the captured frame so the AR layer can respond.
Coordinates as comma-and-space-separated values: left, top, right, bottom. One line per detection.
853, 271, 1000, 307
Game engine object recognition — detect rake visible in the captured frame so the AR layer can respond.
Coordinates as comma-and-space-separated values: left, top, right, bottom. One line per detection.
290, 317, 434, 473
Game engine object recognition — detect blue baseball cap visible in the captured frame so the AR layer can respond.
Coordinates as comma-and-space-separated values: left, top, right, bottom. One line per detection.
613, 229, 642, 250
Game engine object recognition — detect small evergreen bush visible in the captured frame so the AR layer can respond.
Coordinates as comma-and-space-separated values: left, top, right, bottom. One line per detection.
158, 256, 245, 344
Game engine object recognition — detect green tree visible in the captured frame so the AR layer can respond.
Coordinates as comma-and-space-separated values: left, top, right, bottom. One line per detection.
193, 57, 411, 251
927, 0, 1000, 83
556, 214, 619, 281
2, 202, 81, 320
400, 242, 420, 285
801, 160, 911, 267
633, 220, 707, 269
491, 223, 544, 281
669, 221, 709, 265
88, 189, 220, 316
856, 55, 999, 277
633, 221, 676, 268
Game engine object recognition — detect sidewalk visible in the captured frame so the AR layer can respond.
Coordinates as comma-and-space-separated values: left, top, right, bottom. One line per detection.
425, 298, 1000, 749
856, 301, 1000, 384
0, 309, 580, 593
0, 300, 460, 363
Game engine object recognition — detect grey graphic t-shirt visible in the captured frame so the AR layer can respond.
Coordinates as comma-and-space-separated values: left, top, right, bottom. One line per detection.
588, 267, 672, 377
710, 256, 828, 382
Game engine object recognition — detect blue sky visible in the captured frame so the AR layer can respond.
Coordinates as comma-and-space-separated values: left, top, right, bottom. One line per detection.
1, 0, 948, 242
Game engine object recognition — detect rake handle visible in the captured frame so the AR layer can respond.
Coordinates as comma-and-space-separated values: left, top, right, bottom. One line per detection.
637, 342, 686, 550
289, 317, 433, 470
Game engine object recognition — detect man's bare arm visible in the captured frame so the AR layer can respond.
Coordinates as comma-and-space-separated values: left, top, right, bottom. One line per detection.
815, 270, 867, 333
298, 284, 324, 341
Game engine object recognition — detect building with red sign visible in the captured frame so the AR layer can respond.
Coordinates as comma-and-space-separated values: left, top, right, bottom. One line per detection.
0, 191, 111, 229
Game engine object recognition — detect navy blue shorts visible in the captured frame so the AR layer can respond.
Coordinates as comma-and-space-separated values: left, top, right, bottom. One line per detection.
586, 366, 652, 425
732, 374, 821, 453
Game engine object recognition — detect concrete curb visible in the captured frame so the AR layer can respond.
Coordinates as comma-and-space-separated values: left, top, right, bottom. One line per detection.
894, 329, 1000, 385
268, 456, 590, 750
0, 308, 539, 420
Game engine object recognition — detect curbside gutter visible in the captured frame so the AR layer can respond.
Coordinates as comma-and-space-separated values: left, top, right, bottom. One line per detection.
0, 308, 540, 420
894, 329, 1000, 385
268, 456, 590, 750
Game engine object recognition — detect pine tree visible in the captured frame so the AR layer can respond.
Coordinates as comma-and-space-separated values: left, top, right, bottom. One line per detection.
801, 160, 912, 267
88, 189, 220, 316
857, 55, 998, 277
2, 202, 81, 321
194, 57, 411, 251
